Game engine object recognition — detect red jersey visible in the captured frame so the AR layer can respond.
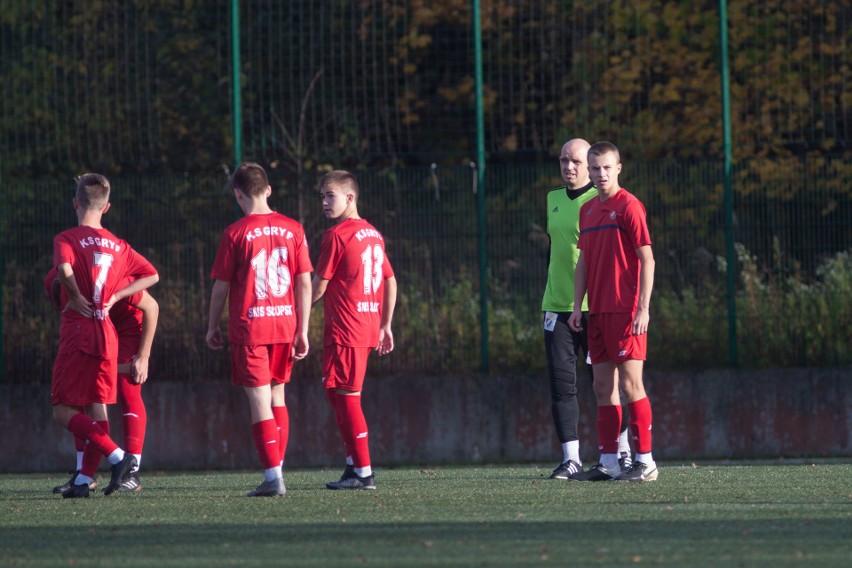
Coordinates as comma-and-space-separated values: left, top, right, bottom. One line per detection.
210, 212, 312, 346
45, 269, 144, 362
53, 226, 157, 360
110, 277, 144, 362
316, 218, 395, 348
577, 188, 651, 314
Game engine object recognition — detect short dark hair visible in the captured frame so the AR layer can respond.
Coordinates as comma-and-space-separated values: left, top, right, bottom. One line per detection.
588, 141, 621, 163
318, 170, 359, 196
230, 162, 270, 196
75, 173, 110, 209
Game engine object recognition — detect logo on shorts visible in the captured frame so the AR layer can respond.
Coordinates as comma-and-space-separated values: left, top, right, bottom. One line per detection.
618, 350, 627, 357
610, 211, 617, 219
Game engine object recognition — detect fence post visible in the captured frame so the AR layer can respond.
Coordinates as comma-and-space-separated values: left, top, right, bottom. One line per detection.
473, 0, 489, 374
719, 0, 738, 367
231, 0, 243, 168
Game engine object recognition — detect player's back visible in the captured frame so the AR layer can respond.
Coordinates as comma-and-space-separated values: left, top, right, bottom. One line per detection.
211, 212, 312, 346
53, 225, 156, 358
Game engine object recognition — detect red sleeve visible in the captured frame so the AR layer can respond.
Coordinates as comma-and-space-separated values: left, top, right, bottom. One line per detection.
316, 230, 344, 281
294, 228, 313, 275
53, 234, 74, 266
623, 199, 652, 249
210, 231, 236, 282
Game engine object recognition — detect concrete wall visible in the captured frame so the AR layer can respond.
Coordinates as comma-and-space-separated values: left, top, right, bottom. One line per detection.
2, 367, 849, 473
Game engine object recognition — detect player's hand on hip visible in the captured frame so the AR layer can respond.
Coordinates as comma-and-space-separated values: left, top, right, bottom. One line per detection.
206, 327, 224, 350
64, 295, 93, 318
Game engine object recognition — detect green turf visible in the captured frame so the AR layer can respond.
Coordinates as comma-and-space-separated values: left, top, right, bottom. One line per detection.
2, 463, 851, 567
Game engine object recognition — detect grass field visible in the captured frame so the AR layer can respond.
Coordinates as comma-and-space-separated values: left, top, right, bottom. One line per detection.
2, 462, 851, 567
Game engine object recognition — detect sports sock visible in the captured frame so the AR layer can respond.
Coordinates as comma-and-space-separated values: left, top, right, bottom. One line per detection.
618, 429, 631, 455
119, 373, 147, 456
66, 413, 119, 457
75, 473, 94, 487
251, 419, 280, 469
272, 405, 289, 466
628, 397, 654, 454
596, 404, 622, 454
132, 454, 142, 473
339, 394, 371, 470
636, 452, 655, 465
264, 465, 282, 482
355, 465, 372, 478
74, 437, 85, 471
326, 389, 353, 462
563, 440, 581, 464
600, 452, 619, 471
107, 448, 126, 465
80, 420, 109, 478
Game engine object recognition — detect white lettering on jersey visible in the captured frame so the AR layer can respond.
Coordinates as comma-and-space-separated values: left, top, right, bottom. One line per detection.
79, 236, 122, 252
357, 302, 380, 313
246, 305, 294, 319
354, 228, 383, 242
245, 226, 294, 242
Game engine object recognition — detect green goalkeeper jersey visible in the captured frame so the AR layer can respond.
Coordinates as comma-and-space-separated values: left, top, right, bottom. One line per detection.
541, 183, 597, 312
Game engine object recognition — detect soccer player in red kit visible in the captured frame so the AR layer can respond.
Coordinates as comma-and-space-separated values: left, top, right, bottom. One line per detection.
568, 142, 658, 482
51, 173, 159, 498
47, 271, 159, 494
312, 170, 397, 491
206, 162, 312, 497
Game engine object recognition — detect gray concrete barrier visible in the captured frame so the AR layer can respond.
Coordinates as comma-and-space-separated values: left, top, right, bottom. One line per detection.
1, 367, 849, 473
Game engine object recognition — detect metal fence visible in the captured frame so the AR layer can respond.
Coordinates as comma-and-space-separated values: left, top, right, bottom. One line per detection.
1, 1, 850, 382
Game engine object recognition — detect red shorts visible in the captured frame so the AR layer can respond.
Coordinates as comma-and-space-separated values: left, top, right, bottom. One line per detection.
322, 344, 371, 392
588, 312, 647, 364
51, 350, 117, 406
230, 343, 294, 387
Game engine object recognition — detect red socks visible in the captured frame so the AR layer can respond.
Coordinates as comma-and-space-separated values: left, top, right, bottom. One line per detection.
251, 419, 281, 469
118, 373, 147, 455
272, 405, 289, 464
628, 397, 654, 454
67, 413, 119, 457
338, 394, 370, 469
80, 421, 110, 477
326, 389, 352, 459
596, 404, 622, 454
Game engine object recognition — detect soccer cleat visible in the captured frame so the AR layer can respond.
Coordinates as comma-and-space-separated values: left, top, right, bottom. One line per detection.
326, 473, 376, 490
616, 461, 659, 482
246, 477, 287, 497
103, 454, 137, 496
61, 483, 91, 499
53, 471, 97, 494
549, 460, 582, 480
571, 462, 621, 482
619, 452, 633, 472
338, 464, 356, 482
115, 472, 142, 493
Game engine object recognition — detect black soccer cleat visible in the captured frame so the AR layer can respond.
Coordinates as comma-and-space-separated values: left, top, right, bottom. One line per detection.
619, 452, 633, 472
549, 460, 582, 480
571, 462, 621, 482
246, 477, 286, 497
53, 471, 97, 494
61, 483, 91, 499
103, 454, 137, 496
616, 461, 659, 482
337, 464, 356, 483
326, 473, 376, 490
115, 471, 142, 493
